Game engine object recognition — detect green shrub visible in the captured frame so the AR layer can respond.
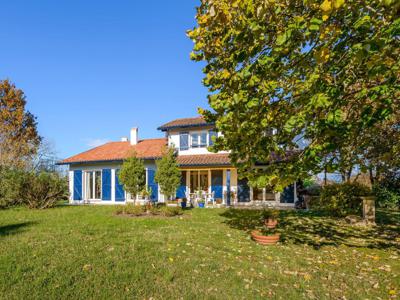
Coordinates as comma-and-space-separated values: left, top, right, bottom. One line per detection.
310, 182, 372, 217
160, 206, 183, 217
115, 203, 183, 217
373, 184, 400, 209
0, 168, 25, 208
305, 184, 322, 196
1, 169, 68, 209
115, 204, 146, 216
148, 205, 162, 215
21, 172, 68, 209
261, 209, 279, 220
303, 177, 317, 188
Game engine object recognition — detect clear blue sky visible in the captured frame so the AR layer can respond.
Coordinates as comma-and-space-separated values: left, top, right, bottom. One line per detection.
0, 0, 207, 159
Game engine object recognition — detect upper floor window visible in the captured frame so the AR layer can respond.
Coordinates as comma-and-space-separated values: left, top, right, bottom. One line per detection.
191, 131, 207, 148
179, 130, 217, 151
209, 130, 217, 146
179, 132, 189, 150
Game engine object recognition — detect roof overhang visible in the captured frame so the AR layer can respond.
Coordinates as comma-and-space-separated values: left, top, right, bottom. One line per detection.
157, 123, 215, 132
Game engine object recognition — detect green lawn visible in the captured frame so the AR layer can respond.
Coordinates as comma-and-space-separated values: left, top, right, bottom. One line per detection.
0, 206, 399, 299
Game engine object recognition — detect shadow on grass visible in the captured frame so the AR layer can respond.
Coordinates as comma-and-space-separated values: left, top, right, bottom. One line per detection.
0, 222, 37, 237
220, 209, 400, 250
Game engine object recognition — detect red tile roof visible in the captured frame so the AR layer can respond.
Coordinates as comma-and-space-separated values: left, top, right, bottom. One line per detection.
158, 116, 214, 131
60, 138, 167, 164
177, 153, 231, 166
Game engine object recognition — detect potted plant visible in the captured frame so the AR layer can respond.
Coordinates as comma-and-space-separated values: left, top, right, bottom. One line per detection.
180, 198, 187, 209
261, 209, 279, 228
197, 199, 205, 208
251, 229, 280, 245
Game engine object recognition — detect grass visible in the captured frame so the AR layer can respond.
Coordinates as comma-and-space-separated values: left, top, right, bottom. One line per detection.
0, 206, 399, 299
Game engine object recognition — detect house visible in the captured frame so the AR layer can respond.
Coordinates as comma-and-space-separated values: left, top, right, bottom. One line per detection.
59, 117, 297, 206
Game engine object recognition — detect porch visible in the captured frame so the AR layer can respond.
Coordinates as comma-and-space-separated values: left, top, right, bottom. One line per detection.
175, 168, 297, 208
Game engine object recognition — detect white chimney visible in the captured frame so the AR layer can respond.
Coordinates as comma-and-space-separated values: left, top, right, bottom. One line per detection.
130, 127, 138, 145
121, 137, 128, 142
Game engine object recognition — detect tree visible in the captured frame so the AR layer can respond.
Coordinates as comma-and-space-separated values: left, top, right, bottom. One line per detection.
188, 0, 400, 190
155, 147, 181, 200
0, 79, 41, 169
118, 152, 146, 203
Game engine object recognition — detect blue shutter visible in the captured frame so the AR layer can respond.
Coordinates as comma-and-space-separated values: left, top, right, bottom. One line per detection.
176, 171, 186, 199
211, 170, 223, 199
73, 170, 82, 200
209, 130, 217, 146
280, 184, 295, 203
115, 170, 125, 202
226, 170, 231, 206
102, 169, 111, 201
180, 132, 189, 151
147, 169, 158, 201
237, 177, 250, 202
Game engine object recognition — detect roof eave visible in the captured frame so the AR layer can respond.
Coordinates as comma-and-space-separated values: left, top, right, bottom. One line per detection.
157, 122, 215, 132
178, 162, 232, 167
57, 156, 162, 166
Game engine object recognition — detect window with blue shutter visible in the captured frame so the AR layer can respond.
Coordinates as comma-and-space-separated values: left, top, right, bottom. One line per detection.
209, 130, 218, 146
102, 169, 111, 201
115, 170, 125, 201
180, 132, 189, 151
147, 169, 158, 201
73, 170, 82, 200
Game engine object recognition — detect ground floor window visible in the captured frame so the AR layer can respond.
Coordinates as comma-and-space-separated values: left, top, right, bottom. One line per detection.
85, 170, 102, 199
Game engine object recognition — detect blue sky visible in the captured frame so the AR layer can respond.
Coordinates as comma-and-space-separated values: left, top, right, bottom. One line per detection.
0, 0, 207, 159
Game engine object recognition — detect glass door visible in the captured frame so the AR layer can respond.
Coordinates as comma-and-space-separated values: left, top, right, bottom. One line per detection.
85, 170, 102, 200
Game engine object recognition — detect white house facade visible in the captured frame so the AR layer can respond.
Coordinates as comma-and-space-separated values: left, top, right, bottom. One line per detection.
59, 117, 297, 207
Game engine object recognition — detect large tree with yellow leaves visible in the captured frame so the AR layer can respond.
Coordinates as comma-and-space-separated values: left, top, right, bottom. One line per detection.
0, 79, 41, 169
188, 0, 400, 189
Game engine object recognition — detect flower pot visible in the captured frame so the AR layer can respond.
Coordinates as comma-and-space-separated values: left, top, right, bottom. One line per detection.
198, 203, 205, 208
251, 230, 280, 245
181, 202, 187, 209
264, 218, 278, 229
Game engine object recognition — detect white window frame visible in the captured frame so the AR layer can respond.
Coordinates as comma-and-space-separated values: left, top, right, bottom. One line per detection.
84, 170, 102, 200
190, 131, 208, 148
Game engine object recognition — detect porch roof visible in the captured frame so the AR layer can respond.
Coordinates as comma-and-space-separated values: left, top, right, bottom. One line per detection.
177, 153, 231, 167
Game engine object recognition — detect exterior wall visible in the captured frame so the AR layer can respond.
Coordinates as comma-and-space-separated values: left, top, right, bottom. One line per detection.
69, 160, 161, 204
68, 163, 296, 207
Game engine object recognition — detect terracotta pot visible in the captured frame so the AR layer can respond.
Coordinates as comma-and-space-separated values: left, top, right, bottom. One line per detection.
264, 218, 278, 229
251, 230, 280, 245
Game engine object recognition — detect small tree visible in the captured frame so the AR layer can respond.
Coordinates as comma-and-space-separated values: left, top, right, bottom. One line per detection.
118, 152, 146, 204
155, 147, 181, 201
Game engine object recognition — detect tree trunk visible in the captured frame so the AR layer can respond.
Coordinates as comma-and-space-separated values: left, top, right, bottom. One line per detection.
369, 166, 375, 186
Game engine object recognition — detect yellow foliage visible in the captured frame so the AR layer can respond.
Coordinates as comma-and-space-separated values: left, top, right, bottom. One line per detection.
334, 0, 345, 8
320, 0, 333, 12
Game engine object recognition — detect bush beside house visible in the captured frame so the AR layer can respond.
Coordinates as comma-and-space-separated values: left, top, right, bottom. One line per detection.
0, 168, 68, 209
309, 182, 372, 217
